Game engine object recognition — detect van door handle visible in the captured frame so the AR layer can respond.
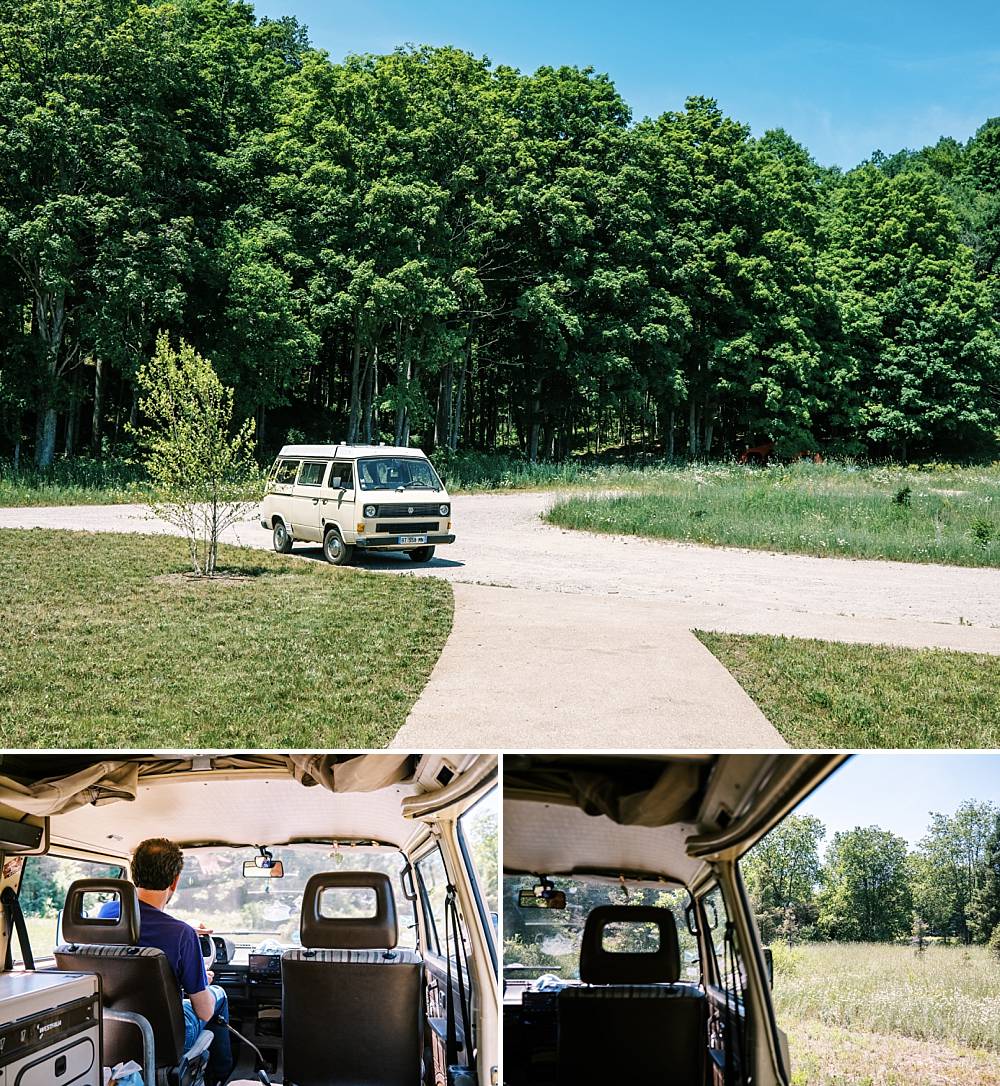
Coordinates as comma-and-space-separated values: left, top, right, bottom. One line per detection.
312, 498, 319, 504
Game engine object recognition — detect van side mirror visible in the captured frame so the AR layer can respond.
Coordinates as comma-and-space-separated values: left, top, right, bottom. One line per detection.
762, 946, 774, 988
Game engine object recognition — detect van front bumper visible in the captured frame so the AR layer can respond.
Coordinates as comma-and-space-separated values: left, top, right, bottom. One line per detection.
355, 533, 456, 549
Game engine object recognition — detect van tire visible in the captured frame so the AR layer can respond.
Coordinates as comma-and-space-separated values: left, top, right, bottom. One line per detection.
408, 546, 435, 563
273, 520, 293, 554
323, 527, 354, 566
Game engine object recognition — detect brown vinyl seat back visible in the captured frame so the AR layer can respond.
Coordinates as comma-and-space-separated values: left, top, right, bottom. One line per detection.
282, 872, 425, 1086
557, 905, 706, 1085
53, 877, 188, 1070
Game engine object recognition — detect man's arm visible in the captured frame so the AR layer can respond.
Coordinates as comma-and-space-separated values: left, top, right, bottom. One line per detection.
188, 987, 217, 1023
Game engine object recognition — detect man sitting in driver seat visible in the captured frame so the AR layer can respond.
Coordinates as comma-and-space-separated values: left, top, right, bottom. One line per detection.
102, 838, 235, 1086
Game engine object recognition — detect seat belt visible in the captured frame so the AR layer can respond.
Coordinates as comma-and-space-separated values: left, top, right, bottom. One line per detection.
444, 884, 477, 1085
1, 884, 35, 970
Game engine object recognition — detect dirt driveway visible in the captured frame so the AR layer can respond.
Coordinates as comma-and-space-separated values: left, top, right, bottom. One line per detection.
3, 493, 998, 747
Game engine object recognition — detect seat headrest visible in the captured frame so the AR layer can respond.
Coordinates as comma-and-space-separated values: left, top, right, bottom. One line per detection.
300, 872, 398, 950
61, 878, 141, 945
579, 905, 681, 984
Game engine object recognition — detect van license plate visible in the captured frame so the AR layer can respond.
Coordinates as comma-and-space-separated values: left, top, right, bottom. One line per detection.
398, 535, 427, 545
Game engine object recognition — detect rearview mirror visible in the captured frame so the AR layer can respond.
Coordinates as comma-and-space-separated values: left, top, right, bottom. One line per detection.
243, 859, 284, 878
762, 946, 774, 989
518, 886, 566, 909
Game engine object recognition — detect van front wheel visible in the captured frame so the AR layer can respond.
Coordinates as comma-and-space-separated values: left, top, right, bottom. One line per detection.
323, 528, 354, 566
272, 521, 293, 554
408, 546, 435, 563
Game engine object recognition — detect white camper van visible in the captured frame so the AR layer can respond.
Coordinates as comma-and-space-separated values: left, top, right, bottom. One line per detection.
260, 444, 455, 565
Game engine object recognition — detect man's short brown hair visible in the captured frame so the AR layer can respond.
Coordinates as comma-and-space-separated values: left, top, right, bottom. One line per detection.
132, 838, 184, 891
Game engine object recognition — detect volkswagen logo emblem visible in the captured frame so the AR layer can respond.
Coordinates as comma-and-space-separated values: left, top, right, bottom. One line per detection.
407, 506, 414, 514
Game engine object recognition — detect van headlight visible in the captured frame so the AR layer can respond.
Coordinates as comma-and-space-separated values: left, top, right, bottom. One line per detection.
439, 504, 450, 517
364, 504, 377, 518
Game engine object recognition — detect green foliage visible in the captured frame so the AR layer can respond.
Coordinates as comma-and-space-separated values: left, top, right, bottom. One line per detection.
817, 827, 913, 941
743, 814, 825, 942
988, 923, 1000, 962
0, 0, 997, 472
133, 333, 259, 575
911, 801, 998, 943
968, 812, 1000, 943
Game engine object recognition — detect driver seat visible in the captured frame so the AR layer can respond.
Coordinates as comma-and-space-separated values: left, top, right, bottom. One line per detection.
54, 877, 213, 1086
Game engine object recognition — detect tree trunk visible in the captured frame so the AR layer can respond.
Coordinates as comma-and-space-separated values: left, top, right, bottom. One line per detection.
362, 347, 375, 444
688, 397, 698, 459
527, 379, 542, 463
704, 395, 716, 457
435, 358, 453, 451
91, 356, 105, 457
33, 290, 66, 469
64, 370, 80, 457
450, 348, 468, 451
347, 330, 362, 443
667, 408, 675, 460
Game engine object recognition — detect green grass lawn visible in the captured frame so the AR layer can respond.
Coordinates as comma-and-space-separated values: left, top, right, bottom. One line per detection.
546, 461, 1000, 567
774, 942, 1000, 1085
697, 631, 1000, 747
0, 529, 452, 747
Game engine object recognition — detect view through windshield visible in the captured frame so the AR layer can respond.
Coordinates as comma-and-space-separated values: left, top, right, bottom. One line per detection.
502, 875, 697, 985
169, 845, 416, 957
357, 457, 442, 491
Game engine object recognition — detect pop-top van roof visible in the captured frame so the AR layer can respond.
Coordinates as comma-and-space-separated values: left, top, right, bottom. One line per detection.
277, 444, 428, 459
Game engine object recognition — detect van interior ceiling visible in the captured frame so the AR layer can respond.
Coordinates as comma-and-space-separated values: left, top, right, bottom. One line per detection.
0, 752, 499, 1086
502, 753, 846, 1086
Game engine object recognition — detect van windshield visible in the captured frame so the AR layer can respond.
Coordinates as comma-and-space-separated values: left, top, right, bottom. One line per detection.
502, 875, 696, 986
357, 457, 443, 491
169, 845, 416, 957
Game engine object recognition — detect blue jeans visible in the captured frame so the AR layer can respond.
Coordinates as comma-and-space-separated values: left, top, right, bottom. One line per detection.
183, 984, 233, 1084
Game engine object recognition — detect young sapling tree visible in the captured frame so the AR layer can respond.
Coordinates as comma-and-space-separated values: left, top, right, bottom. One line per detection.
133, 333, 259, 576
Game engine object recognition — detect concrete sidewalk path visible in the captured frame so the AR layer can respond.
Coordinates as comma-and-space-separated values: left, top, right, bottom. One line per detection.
390, 582, 785, 749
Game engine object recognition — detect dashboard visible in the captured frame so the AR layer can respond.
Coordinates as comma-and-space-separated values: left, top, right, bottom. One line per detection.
199, 934, 288, 991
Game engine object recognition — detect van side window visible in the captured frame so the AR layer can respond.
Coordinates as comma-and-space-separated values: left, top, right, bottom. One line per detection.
297, 461, 328, 487
18, 853, 125, 962
274, 459, 299, 485
700, 884, 745, 991
330, 462, 353, 489
415, 846, 450, 959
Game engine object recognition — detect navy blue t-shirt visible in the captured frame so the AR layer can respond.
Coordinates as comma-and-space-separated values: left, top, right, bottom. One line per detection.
98, 899, 208, 997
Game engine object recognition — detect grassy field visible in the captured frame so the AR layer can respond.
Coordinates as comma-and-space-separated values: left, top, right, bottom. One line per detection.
697, 631, 1000, 747
0, 458, 155, 506
546, 461, 1000, 567
0, 529, 452, 747
774, 943, 1000, 1085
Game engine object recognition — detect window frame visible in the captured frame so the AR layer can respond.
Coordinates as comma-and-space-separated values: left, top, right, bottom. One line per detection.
272, 458, 301, 486
414, 844, 450, 960
16, 850, 126, 963
295, 460, 329, 487
456, 787, 498, 972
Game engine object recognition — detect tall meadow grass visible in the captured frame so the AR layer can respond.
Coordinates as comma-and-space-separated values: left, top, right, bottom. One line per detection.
772, 942, 1000, 1052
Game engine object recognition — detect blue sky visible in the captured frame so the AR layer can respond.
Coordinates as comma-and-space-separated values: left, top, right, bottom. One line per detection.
797, 752, 1000, 850
249, 0, 999, 168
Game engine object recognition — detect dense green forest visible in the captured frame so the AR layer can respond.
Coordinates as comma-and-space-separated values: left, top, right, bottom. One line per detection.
2, 0, 999, 470
504, 802, 1000, 965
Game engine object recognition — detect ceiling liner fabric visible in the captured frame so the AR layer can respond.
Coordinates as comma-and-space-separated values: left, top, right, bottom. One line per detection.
0, 754, 416, 818
504, 761, 704, 828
